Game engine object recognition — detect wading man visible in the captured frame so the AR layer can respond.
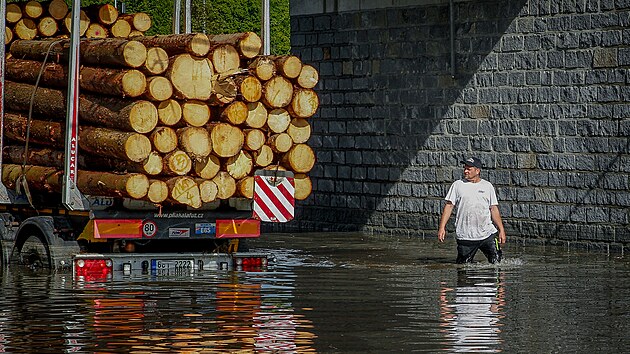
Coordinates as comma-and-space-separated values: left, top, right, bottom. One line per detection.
437, 157, 506, 264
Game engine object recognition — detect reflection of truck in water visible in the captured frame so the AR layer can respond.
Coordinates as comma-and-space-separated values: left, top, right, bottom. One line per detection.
0, 1, 304, 277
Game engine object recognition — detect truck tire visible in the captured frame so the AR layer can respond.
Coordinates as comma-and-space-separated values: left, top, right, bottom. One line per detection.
13, 233, 51, 269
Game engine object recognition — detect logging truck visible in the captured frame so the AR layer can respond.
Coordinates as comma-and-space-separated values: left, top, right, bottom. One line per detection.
0, 1, 318, 278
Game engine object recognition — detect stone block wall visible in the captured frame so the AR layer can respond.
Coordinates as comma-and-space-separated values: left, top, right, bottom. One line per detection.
283, 0, 629, 250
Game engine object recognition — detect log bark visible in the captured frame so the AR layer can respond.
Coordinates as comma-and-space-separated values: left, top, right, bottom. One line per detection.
268, 133, 293, 153
243, 129, 265, 151
3, 113, 65, 147
134, 33, 210, 57
208, 75, 237, 106
3, 146, 65, 169
143, 46, 169, 75
235, 176, 254, 199
118, 13, 152, 32
157, 99, 182, 126
165, 176, 201, 208
150, 126, 178, 154
262, 76, 293, 108
86, 4, 118, 25
296, 64, 319, 89
252, 145, 273, 167
142, 76, 173, 101
226, 151, 253, 180
193, 155, 220, 179
219, 101, 248, 125
274, 55, 303, 79
293, 173, 312, 200
24, 1, 44, 19
2, 164, 62, 193
209, 123, 244, 158
162, 150, 192, 176
48, 0, 68, 21
5, 58, 147, 98
79, 127, 152, 163
248, 56, 276, 81
235, 75, 262, 103
147, 179, 168, 203
282, 144, 315, 173
110, 19, 131, 38
267, 108, 291, 134
287, 118, 311, 144
245, 101, 267, 129
78, 171, 149, 199
181, 100, 211, 127
85, 23, 108, 38
15, 19, 37, 40
83, 150, 162, 176
289, 88, 319, 118
63, 10, 90, 36
211, 171, 236, 200
197, 179, 218, 203
6, 3, 23, 24
37, 17, 58, 37
209, 44, 240, 74
177, 127, 212, 159
207, 32, 261, 59
167, 54, 214, 100
10, 38, 147, 68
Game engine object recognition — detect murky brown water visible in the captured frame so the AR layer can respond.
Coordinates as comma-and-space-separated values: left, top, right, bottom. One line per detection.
1, 232, 629, 353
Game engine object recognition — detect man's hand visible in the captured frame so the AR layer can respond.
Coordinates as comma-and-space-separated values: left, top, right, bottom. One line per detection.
438, 228, 446, 242
498, 229, 506, 244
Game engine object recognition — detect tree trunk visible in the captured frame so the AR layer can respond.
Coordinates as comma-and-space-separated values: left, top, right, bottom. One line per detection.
268, 133, 293, 153
143, 46, 169, 75
6, 3, 23, 24
118, 13, 152, 32
208, 75, 237, 106
134, 33, 210, 57
3, 146, 65, 169
3, 113, 65, 147
181, 100, 211, 127
63, 10, 90, 36
2, 164, 62, 193
248, 56, 276, 81
211, 171, 236, 200
243, 129, 265, 151
86, 3, 118, 25
79, 127, 152, 163
165, 176, 201, 208
10, 38, 147, 68
177, 127, 212, 159
197, 179, 218, 203
245, 101, 267, 129
207, 32, 261, 59
167, 54, 214, 100
157, 99, 182, 126
78, 170, 149, 199
162, 150, 192, 176
83, 150, 162, 176
193, 155, 220, 179
289, 88, 319, 118
262, 76, 293, 108
48, 0, 69, 21
110, 19, 131, 38
208, 123, 244, 158
226, 151, 253, 180
296, 64, 319, 89
150, 126, 178, 154
287, 118, 311, 144
37, 17, 58, 37
209, 44, 240, 74
282, 144, 315, 173
293, 173, 312, 200
15, 19, 37, 40
24, 1, 44, 19
252, 145, 273, 167
273, 55, 303, 79
219, 101, 248, 125
147, 179, 168, 203
85, 23, 108, 38
142, 76, 173, 101
234, 75, 262, 103
5, 58, 147, 98
267, 108, 291, 133
236, 176, 254, 199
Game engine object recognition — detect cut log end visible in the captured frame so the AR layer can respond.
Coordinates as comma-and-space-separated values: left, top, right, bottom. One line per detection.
287, 118, 312, 144
144, 47, 169, 75
122, 69, 147, 98
297, 64, 319, 89
283, 144, 315, 173
198, 179, 218, 203
263, 76, 293, 108
178, 127, 212, 159
194, 155, 221, 179
182, 100, 211, 127
163, 150, 192, 176
98, 4, 119, 25
142, 151, 163, 175
157, 99, 182, 126
239, 32, 262, 59
48, 0, 69, 21
209, 123, 244, 158
129, 100, 159, 134
211, 44, 240, 74
168, 54, 214, 100
125, 134, 152, 162
167, 176, 201, 208
278, 55, 303, 79
294, 173, 312, 200
150, 126, 178, 154
147, 179, 168, 203
290, 88, 319, 118
111, 19, 132, 38
212, 171, 236, 200
239, 76, 262, 102
144, 76, 173, 101
123, 40, 148, 68
226, 151, 253, 180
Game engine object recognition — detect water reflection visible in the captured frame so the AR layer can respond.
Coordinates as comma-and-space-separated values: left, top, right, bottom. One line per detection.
439, 268, 506, 352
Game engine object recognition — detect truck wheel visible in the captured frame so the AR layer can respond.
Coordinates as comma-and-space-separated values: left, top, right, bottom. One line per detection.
14, 234, 51, 269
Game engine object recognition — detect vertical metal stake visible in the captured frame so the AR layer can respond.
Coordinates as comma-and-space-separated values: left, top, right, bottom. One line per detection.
185, 0, 192, 33
261, 0, 271, 55
0, 1, 11, 203
173, 0, 182, 34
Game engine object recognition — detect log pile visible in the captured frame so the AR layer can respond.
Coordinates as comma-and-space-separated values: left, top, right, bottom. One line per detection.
2, 3, 318, 208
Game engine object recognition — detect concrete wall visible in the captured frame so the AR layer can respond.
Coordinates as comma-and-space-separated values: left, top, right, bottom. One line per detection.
286, 0, 630, 251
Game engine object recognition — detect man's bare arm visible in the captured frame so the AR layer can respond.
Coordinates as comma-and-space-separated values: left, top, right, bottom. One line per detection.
437, 202, 454, 242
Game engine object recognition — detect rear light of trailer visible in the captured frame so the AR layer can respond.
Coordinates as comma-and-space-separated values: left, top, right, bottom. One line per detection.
74, 258, 113, 280
234, 256, 268, 271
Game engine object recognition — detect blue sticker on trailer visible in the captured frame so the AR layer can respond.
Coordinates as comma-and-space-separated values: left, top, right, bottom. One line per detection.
195, 223, 216, 235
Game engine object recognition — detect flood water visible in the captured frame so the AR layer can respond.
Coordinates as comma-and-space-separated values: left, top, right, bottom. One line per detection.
1, 232, 629, 353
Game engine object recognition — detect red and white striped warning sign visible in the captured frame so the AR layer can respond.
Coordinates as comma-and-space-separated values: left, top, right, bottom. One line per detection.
253, 173, 295, 223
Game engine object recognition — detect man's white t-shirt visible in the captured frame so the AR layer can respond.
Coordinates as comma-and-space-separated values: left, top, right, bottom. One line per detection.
445, 179, 498, 241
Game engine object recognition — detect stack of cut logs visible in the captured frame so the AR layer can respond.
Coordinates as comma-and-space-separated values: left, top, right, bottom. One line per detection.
2, 2, 318, 209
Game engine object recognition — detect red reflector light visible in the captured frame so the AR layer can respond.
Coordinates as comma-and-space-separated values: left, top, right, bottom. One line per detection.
75, 259, 113, 280
234, 257, 267, 271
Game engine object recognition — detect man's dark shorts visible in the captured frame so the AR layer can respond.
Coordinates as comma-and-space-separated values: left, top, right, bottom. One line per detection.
456, 233, 502, 264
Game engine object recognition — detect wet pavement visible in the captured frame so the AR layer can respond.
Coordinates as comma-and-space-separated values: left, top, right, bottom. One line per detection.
1, 232, 629, 353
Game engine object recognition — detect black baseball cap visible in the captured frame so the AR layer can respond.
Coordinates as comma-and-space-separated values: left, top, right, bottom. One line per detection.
461, 157, 483, 169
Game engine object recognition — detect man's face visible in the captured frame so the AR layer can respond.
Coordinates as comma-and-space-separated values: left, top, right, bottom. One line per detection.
463, 165, 480, 181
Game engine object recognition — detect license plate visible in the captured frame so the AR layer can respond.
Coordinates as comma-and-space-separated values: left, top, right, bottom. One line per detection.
151, 259, 194, 272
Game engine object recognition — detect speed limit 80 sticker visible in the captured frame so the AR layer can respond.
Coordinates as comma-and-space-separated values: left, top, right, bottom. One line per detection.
142, 220, 158, 238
